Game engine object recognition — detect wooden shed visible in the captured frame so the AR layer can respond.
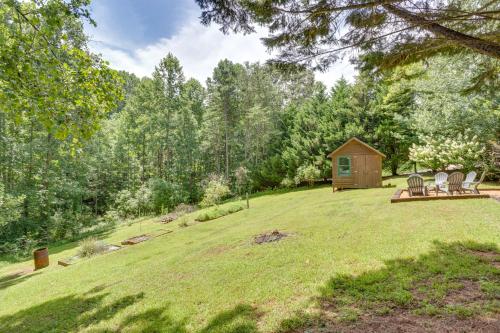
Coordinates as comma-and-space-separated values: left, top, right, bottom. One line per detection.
328, 137, 385, 189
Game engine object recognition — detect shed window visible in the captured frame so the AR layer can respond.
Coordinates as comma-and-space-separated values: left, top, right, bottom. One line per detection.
337, 156, 351, 176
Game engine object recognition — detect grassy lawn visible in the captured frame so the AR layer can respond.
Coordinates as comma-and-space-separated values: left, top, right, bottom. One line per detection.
0, 177, 499, 332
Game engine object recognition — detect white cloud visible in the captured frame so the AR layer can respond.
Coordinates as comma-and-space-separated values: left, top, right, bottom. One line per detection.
88, 14, 357, 88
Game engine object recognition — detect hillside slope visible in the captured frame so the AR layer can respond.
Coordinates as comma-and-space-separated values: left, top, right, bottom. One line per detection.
0, 181, 499, 332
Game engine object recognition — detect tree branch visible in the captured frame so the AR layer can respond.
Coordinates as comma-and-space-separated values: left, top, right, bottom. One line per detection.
382, 4, 500, 58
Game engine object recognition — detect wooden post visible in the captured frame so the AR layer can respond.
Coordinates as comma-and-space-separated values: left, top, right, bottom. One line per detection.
246, 192, 249, 209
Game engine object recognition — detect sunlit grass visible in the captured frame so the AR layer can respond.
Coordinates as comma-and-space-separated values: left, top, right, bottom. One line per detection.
0, 177, 498, 332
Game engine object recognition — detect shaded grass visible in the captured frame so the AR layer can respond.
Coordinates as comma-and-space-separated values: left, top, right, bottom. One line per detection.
278, 241, 500, 332
320, 241, 499, 318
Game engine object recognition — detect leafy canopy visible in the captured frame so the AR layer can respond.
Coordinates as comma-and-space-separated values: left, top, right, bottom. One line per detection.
196, 1, 500, 76
0, 0, 123, 141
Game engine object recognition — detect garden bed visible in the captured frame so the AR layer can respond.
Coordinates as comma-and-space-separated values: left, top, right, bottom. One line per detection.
391, 188, 500, 203
58, 244, 122, 267
121, 234, 151, 245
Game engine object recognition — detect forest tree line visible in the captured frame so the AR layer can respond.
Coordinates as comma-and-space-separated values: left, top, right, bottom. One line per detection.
1, 1, 499, 255
1, 51, 498, 255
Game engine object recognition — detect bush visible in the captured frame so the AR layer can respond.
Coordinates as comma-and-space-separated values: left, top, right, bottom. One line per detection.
149, 178, 185, 214
0, 183, 24, 229
114, 189, 138, 218
280, 177, 295, 188
178, 215, 189, 228
234, 166, 249, 195
77, 237, 107, 257
102, 210, 120, 225
409, 134, 486, 171
294, 164, 320, 186
200, 176, 231, 208
195, 203, 244, 222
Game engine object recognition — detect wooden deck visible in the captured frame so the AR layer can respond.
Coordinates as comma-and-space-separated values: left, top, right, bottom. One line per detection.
391, 189, 500, 203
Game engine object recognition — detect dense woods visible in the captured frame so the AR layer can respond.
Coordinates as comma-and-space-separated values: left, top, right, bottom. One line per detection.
0, 0, 498, 255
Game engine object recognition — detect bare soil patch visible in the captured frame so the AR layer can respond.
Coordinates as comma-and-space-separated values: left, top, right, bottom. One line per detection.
159, 204, 197, 224
254, 230, 288, 244
301, 311, 500, 333
204, 244, 232, 256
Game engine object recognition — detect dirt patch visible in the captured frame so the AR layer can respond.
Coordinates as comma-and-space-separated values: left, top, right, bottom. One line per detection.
254, 230, 288, 244
204, 244, 232, 256
159, 204, 197, 224
469, 250, 500, 268
443, 280, 487, 305
300, 311, 500, 333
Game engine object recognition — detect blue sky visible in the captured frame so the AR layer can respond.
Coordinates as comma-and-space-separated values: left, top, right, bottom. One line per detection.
85, 0, 356, 86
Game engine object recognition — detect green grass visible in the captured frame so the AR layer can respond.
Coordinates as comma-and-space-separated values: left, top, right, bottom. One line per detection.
0, 177, 499, 333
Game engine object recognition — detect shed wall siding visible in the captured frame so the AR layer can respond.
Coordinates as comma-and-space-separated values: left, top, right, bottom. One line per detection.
330, 140, 383, 189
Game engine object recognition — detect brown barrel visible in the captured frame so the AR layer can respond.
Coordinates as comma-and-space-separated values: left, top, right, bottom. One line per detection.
34, 247, 49, 270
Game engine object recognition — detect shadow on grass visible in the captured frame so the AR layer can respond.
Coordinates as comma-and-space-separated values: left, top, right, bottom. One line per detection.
278, 241, 500, 332
0, 285, 144, 333
1, 241, 498, 333
1, 279, 260, 333
0, 270, 41, 291
92, 303, 260, 333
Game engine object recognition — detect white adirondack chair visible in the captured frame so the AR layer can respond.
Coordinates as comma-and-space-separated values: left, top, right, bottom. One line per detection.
462, 171, 477, 189
462, 170, 486, 194
430, 172, 448, 195
435, 172, 448, 187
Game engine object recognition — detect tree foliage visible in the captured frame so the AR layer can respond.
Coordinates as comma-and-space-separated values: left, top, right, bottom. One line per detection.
196, 0, 500, 90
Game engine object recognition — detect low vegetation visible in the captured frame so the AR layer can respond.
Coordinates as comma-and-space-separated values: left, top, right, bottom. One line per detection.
195, 202, 245, 222
77, 237, 107, 258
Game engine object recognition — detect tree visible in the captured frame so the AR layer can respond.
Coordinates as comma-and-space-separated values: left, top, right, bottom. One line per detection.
196, 1, 500, 76
0, 0, 122, 141
204, 60, 244, 179
152, 54, 186, 180
373, 69, 417, 175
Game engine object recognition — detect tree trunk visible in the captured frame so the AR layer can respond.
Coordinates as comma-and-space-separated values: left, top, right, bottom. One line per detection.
42, 133, 53, 244
383, 4, 500, 58
224, 102, 230, 180
391, 162, 398, 176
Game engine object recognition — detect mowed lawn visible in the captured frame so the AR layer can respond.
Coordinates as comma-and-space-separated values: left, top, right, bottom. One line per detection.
0, 178, 499, 332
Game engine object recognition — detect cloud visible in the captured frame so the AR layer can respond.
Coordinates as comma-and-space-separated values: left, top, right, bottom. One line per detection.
88, 13, 357, 87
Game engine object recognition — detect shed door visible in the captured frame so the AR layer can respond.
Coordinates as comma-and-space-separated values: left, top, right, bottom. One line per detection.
352, 155, 365, 187
352, 155, 380, 187
364, 155, 380, 187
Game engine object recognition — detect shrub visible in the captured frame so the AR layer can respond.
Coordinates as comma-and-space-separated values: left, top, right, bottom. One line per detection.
409, 134, 486, 171
280, 177, 295, 188
234, 166, 250, 195
294, 164, 320, 186
114, 189, 138, 218
103, 210, 120, 225
178, 215, 189, 228
77, 237, 107, 257
200, 176, 231, 208
135, 184, 152, 216
149, 178, 185, 214
0, 183, 24, 229
195, 203, 244, 222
